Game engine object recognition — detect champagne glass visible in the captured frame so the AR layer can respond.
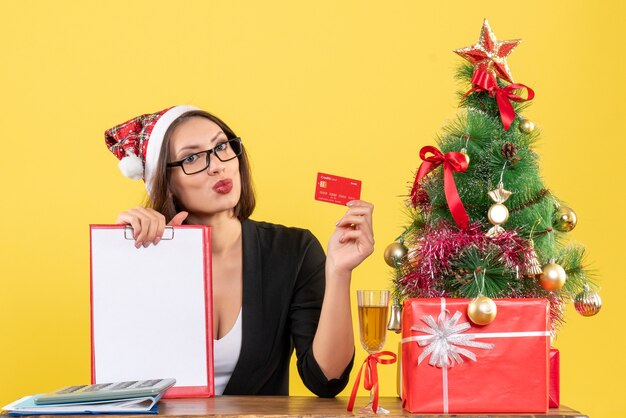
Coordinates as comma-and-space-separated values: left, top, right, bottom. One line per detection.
357, 290, 390, 414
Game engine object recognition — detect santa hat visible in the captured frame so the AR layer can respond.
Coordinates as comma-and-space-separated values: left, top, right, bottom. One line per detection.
105, 105, 198, 192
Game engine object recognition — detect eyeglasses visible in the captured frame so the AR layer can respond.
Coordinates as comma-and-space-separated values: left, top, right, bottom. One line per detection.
167, 137, 243, 175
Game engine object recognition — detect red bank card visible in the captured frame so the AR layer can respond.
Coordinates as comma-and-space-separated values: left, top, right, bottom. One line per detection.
314, 172, 362, 206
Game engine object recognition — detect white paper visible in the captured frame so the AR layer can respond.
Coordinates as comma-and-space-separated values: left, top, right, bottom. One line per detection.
91, 226, 210, 387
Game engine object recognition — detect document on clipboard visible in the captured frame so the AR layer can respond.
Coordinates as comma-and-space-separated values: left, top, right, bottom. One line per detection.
90, 225, 214, 398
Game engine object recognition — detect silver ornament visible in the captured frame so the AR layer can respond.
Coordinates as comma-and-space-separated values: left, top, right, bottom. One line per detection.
387, 303, 402, 333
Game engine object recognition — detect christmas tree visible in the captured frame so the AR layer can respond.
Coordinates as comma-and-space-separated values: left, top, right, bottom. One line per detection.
386, 20, 601, 332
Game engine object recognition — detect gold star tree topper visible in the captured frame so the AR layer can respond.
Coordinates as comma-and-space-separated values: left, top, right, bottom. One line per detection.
454, 19, 521, 83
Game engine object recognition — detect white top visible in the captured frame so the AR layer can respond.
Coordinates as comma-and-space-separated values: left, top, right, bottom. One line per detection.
213, 309, 243, 396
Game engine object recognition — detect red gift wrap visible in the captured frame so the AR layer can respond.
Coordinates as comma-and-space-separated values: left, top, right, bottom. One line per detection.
549, 348, 560, 408
401, 298, 549, 414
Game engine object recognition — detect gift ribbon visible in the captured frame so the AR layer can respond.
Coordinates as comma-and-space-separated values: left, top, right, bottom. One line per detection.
347, 351, 397, 413
411, 310, 494, 367
410, 146, 469, 229
466, 69, 535, 131
400, 298, 550, 414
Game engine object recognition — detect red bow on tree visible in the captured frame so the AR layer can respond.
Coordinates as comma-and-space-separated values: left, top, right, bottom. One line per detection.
468, 68, 535, 131
410, 146, 469, 230
347, 351, 397, 413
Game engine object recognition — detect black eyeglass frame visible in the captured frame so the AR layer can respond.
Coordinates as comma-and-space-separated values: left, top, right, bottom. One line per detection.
166, 137, 243, 175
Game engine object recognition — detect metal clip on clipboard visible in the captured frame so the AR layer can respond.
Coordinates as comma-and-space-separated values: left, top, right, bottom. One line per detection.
124, 225, 175, 240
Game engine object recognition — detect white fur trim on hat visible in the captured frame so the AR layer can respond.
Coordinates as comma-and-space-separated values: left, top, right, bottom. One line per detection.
144, 105, 198, 193
118, 151, 144, 180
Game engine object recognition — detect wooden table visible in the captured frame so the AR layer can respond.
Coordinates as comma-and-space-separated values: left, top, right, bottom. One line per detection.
151, 396, 588, 418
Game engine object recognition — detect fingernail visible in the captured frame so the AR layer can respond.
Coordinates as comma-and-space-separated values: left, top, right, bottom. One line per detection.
143, 242, 150, 248
135, 241, 142, 248
346, 201, 354, 207
155, 237, 161, 245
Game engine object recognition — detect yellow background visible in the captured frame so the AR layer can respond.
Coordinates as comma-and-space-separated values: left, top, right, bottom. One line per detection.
1, 1, 624, 416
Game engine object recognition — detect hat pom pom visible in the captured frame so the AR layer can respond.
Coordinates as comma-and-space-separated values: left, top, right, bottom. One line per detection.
118, 152, 144, 180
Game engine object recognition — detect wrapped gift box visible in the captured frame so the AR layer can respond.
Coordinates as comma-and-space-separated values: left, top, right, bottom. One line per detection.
549, 348, 560, 408
401, 298, 549, 414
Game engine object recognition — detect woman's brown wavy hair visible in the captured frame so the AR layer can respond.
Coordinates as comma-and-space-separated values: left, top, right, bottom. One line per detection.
147, 110, 255, 223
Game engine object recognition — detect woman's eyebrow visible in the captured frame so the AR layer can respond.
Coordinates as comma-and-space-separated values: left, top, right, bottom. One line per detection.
210, 131, 227, 143
176, 131, 226, 156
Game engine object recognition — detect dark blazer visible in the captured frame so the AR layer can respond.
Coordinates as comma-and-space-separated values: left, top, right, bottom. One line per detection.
223, 219, 354, 397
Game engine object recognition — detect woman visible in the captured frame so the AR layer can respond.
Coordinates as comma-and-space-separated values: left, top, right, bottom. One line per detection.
105, 105, 374, 397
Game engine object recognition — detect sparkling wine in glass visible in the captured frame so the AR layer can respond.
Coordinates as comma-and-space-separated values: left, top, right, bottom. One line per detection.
357, 290, 389, 414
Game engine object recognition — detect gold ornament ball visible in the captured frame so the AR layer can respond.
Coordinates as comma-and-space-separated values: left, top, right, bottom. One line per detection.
487, 203, 509, 225
467, 296, 498, 325
519, 119, 535, 134
384, 242, 408, 267
539, 263, 567, 291
574, 288, 602, 317
554, 206, 577, 232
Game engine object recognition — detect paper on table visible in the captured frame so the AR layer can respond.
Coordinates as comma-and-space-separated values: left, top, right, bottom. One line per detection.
2, 393, 161, 415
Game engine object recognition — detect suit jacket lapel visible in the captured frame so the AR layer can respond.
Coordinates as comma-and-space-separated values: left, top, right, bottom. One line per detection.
223, 220, 264, 394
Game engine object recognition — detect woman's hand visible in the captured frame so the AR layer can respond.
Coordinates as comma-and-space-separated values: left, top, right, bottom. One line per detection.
326, 200, 374, 275
313, 200, 374, 379
116, 207, 188, 248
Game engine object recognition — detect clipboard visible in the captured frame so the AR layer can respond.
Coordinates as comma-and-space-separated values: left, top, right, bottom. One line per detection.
90, 225, 214, 398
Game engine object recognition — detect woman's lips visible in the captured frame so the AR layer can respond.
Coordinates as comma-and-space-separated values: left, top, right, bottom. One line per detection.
213, 179, 233, 194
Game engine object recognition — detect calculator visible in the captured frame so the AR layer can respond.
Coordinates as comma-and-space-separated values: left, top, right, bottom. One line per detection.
34, 378, 176, 405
